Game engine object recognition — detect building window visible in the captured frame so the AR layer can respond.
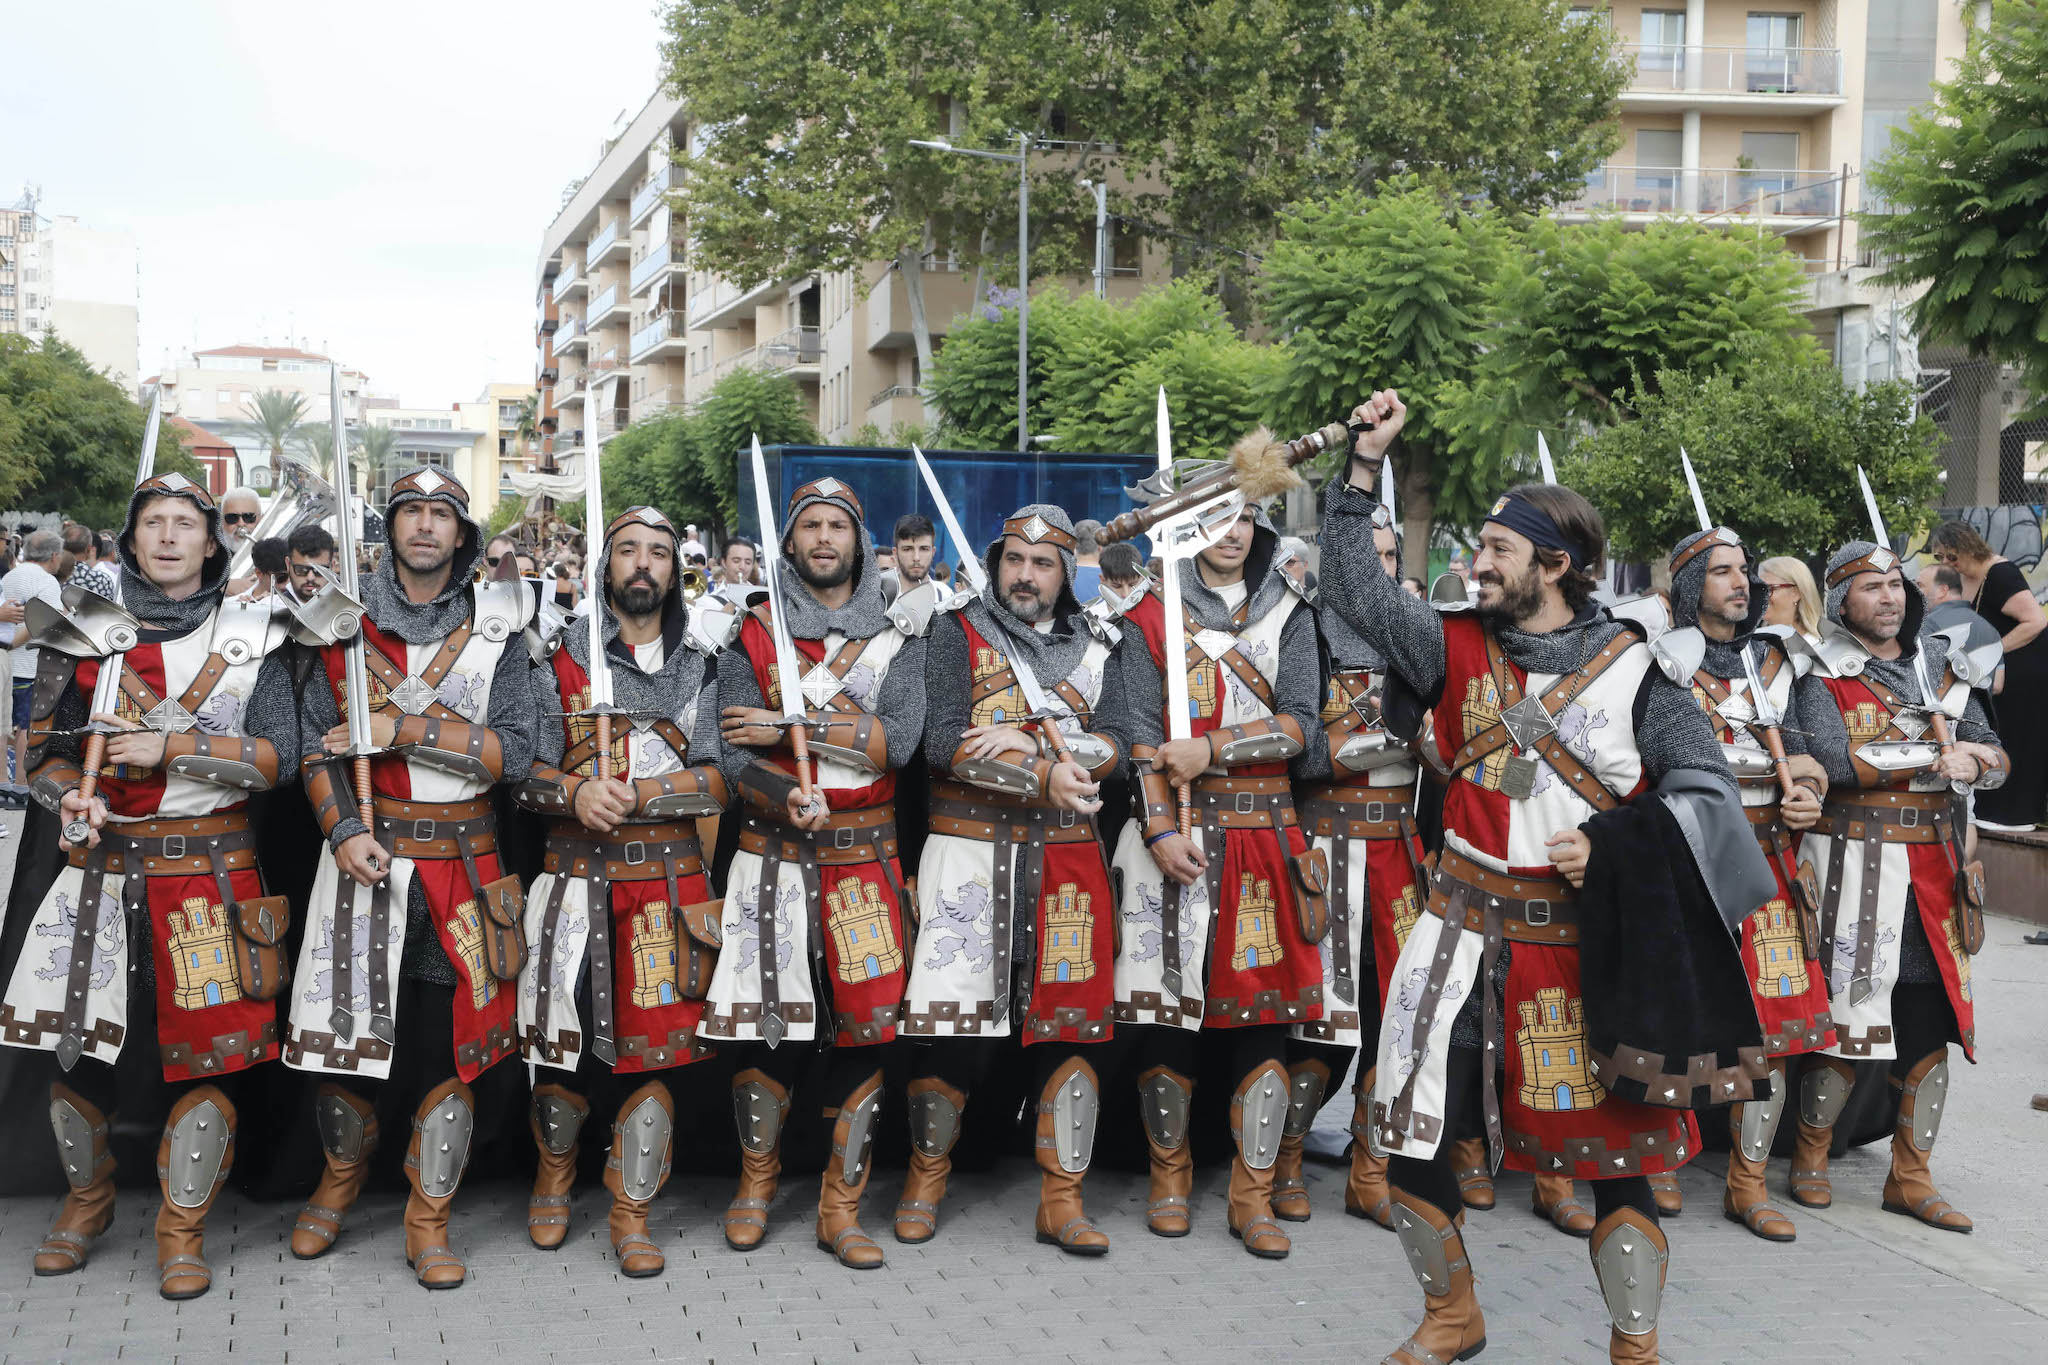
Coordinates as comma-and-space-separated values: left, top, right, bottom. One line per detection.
1, 309, 15, 323
1639, 9, 1685, 68
1747, 13, 1806, 90
0, 285, 11, 297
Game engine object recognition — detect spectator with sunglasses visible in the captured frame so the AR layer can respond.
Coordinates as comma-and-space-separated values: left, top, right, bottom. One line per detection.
219, 487, 265, 596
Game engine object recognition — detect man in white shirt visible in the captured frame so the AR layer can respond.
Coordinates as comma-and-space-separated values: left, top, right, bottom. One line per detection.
679, 523, 708, 561
0, 530, 66, 786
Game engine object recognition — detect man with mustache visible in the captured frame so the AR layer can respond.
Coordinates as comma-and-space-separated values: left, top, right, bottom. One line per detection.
1112, 480, 1327, 1263
895, 504, 1130, 1255
513, 506, 741, 1277
283, 467, 538, 1291
704, 476, 931, 1268
1320, 392, 1772, 1365
3, 472, 299, 1300
1782, 540, 2005, 1235
1656, 527, 1838, 1239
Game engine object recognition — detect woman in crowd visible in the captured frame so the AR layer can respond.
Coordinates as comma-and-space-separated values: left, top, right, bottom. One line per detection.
1928, 521, 2048, 829
1759, 555, 1824, 643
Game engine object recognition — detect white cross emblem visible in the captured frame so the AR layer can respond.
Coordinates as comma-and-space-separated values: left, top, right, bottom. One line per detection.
800, 663, 842, 708
1498, 695, 1558, 751
388, 675, 438, 715
143, 700, 197, 734
1192, 629, 1238, 661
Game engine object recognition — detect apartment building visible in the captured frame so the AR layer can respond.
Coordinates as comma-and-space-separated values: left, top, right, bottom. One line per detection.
1, 190, 141, 387
533, 92, 1162, 472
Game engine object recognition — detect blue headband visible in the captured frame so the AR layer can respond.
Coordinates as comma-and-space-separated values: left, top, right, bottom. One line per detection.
1485, 493, 1590, 571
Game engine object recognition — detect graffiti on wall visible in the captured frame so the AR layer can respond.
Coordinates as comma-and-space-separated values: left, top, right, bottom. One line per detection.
1900, 505, 2048, 600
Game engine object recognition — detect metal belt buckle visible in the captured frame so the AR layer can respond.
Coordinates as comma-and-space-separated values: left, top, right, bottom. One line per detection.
1058, 808, 1076, 829
1899, 806, 1920, 828
622, 840, 647, 865
834, 826, 856, 849
414, 818, 437, 842
1523, 899, 1552, 926
160, 833, 186, 861
1364, 801, 1385, 824
1235, 791, 1256, 815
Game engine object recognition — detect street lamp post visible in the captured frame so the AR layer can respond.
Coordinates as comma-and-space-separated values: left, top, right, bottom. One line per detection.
909, 135, 1033, 453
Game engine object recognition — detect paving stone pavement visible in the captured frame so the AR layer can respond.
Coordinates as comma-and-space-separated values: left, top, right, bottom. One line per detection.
3, 808, 2045, 1362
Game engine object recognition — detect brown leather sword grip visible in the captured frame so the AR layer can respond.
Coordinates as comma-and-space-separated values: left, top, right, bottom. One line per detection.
1039, 719, 1074, 766
1176, 782, 1193, 839
596, 714, 613, 783
64, 732, 108, 846
790, 723, 816, 810
353, 754, 373, 828
1762, 725, 1799, 803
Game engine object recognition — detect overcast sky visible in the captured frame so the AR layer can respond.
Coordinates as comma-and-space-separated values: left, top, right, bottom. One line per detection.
5, 0, 667, 407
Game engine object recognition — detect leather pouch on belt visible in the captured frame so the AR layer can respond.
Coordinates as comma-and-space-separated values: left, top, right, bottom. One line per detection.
1956, 860, 1987, 955
231, 895, 293, 1001
1793, 858, 1824, 961
1290, 847, 1331, 943
479, 874, 528, 980
676, 900, 723, 998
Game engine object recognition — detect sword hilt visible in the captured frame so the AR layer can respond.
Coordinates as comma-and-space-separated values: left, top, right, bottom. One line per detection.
596, 714, 613, 783
790, 722, 818, 815
1761, 725, 1800, 804
1176, 782, 1193, 839
353, 754, 373, 830
64, 733, 109, 848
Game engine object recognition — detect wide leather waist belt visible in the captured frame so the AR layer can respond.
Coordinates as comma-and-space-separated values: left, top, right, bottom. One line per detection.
1812, 791, 1955, 845
67, 810, 256, 875
543, 818, 705, 880
1302, 786, 1416, 841
1432, 847, 1579, 944
371, 794, 497, 860
739, 808, 898, 866
929, 787, 1097, 844
1189, 773, 1297, 830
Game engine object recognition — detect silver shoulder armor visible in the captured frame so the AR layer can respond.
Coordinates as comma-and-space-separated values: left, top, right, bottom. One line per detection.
286, 581, 368, 647
1754, 625, 1817, 680
885, 579, 953, 638
212, 594, 288, 666
1647, 625, 1706, 686
1081, 599, 1124, 645
1608, 592, 1672, 640
687, 595, 744, 655
1932, 621, 2002, 689
471, 577, 536, 645
25, 585, 142, 657
1811, 624, 1871, 678
1427, 573, 1475, 614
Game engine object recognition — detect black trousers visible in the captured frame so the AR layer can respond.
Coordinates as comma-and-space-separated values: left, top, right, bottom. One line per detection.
1137, 1022, 1291, 1087
906, 1033, 1123, 1101
61, 1055, 250, 1124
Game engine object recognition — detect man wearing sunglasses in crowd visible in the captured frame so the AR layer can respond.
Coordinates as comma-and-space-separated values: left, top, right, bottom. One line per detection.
219, 487, 265, 595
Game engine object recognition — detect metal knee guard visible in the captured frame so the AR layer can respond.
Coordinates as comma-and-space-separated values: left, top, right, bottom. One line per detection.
1737, 1066, 1787, 1163
1284, 1066, 1328, 1140
1236, 1067, 1287, 1172
837, 1082, 882, 1186
532, 1091, 587, 1157
161, 1093, 232, 1210
314, 1089, 372, 1163
1902, 1057, 1949, 1152
732, 1077, 787, 1155
1799, 1061, 1852, 1130
1391, 1202, 1465, 1296
907, 1087, 964, 1159
411, 1089, 475, 1199
1592, 1214, 1668, 1338
1044, 1064, 1100, 1175
612, 1092, 673, 1203
1138, 1069, 1192, 1151
50, 1092, 109, 1189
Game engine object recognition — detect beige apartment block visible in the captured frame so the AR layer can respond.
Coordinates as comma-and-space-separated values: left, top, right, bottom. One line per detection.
1, 194, 140, 387
534, 92, 1165, 474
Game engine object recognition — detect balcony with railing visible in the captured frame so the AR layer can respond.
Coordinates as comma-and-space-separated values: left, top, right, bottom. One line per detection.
631, 309, 688, 362
631, 236, 685, 295
555, 316, 587, 355
587, 284, 623, 329
1619, 44, 1843, 107
587, 217, 627, 265
551, 266, 586, 302
630, 162, 673, 225
709, 326, 823, 384
632, 385, 687, 421
1555, 165, 1841, 221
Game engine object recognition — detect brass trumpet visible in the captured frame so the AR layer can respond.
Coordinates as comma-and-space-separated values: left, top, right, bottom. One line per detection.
680, 566, 709, 601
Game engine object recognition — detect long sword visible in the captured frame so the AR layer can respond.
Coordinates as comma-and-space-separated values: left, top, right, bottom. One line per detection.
64, 392, 163, 848
1680, 448, 1713, 533
1536, 431, 1558, 486
1154, 389, 1195, 838
748, 435, 820, 817
328, 368, 380, 834
582, 434, 618, 782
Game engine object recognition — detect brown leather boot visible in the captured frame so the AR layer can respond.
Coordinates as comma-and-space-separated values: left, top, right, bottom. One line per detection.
403, 1080, 475, 1290
1722, 1068, 1794, 1242
155, 1085, 235, 1301
1033, 1057, 1108, 1255
1789, 1054, 1855, 1209
1344, 1068, 1393, 1227
1645, 1172, 1682, 1216
893, 1077, 965, 1244
815, 1068, 885, 1268
35, 1084, 116, 1276
1137, 1065, 1195, 1237
1590, 1206, 1668, 1364
1450, 1136, 1496, 1211
1882, 1049, 1972, 1232
604, 1081, 674, 1277
292, 1085, 379, 1259
1226, 1061, 1291, 1258
1272, 1057, 1330, 1222
1533, 1171, 1595, 1237
527, 1083, 589, 1249
726, 1068, 787, 1250
1381, 1189, 1486, 1365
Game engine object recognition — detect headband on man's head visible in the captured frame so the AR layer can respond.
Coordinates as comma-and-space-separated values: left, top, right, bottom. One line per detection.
1485, 493, 1591, 572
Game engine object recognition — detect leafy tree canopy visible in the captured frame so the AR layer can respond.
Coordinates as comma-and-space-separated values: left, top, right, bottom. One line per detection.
600, 368, 819, 535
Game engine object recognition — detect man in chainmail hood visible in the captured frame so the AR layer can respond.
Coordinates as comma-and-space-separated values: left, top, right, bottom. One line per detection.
513, 504, 742, 1278
1784, 538, 2005, 1238
1659, 524, 1838, 1241
1321, 391, 1774, 1365
705, 474, 932, 1269
4, 470, 301, 1301
1110, 487, 1327, 1263
894, 503, 1130, 1256
284, 465, 539, 1291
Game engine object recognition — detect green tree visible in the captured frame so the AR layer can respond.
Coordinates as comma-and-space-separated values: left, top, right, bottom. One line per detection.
354, 424, 407, 510
1561, 339, 1944, 563
511, 393, 541, 466
233, 389, 312, 482
0, 333, 202, 528
1260, 181, 1510, 569
485, 496, 526, 540
683, 367, 821, 527
1863, 2, 2048, 417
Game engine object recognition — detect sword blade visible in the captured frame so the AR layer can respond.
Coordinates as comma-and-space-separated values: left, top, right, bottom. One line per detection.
584, 422, 612, 709
1857, 466, 1890, 548
1154, 389, 1193, 743
910, 445, 990, 597
1680, 447, 1714, 533
1536, 431, 1557, 486
749, 435, 809, 722
138, 390, 163, 484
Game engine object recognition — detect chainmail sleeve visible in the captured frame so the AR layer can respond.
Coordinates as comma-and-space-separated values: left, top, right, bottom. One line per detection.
1085, 635, 1135, 772
873, 635, 928, 770
1321, 479, 1447, 703
299, 660, 367, 849
1117, 622, 1166, 756
529, 663, 566, 768
1789, 674, 1856, 789
243, 653, 301, 783
1634, 670, 1740, 800
923, 613, 974, 780
1293, 615, 1337, 782
1274, 603, 1323, 748
714, 632, 787, 802
484, 643, 537, 782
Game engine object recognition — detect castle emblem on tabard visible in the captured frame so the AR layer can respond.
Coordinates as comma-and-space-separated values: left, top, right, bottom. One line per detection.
1461, 673, 1508, 790
827, 881, 904, 984
1845, 700, 1889, 744
167, 897, 241, 1010
1388, 882, 1423, 948
969, 645, 1025, 728
1230, 873, 1283, 971
446, 900, 499, 1008
629, 901, 681, 1007
1516, 986, 1605, 1112
1039, 883, 1096, 984
1749, 899, 1809, 999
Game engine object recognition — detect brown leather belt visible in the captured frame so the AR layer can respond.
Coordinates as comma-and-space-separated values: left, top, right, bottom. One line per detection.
543, 818, 704, 880
1302, 785, 1416, 841
65, 810, 256, 874
929, 786, 1098, 845
738, 806, 899, 866
370, 794, 497, 860
1812, 790, 1954, 845
1189, 773, 1299, 830
1433, 847, 1579, 944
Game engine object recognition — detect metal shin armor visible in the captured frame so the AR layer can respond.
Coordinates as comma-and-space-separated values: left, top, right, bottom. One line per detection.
1392, 1202, 1465, 1296
412, 1089, 475, 1199
1593, 1213, 1669, 1338
907, 1087, 964, 1159
49, 1093, 106, 1189
1800, 1061, 1853, 1130
1139, 1069, 1192, 1151
1048, 1064, 1100, 1175
838, 1083, 882, 1187
1284, 1067, 1328, 1140
1904, 1057, 1949, 1152
732, 1077, 788, 1155
1737, 1066, 1788, 1164
1236, 1068, 1287, 1171
314, 1089, 371, 1163
533, 1091, 587, 1157
613, 1092, 673, 1203
161, 1094, 232, 1210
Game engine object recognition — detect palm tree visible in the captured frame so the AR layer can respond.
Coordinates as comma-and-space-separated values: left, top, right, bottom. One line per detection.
513, 393, 540, 468
353, 423, 405, 509
234, 389, 312, 485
